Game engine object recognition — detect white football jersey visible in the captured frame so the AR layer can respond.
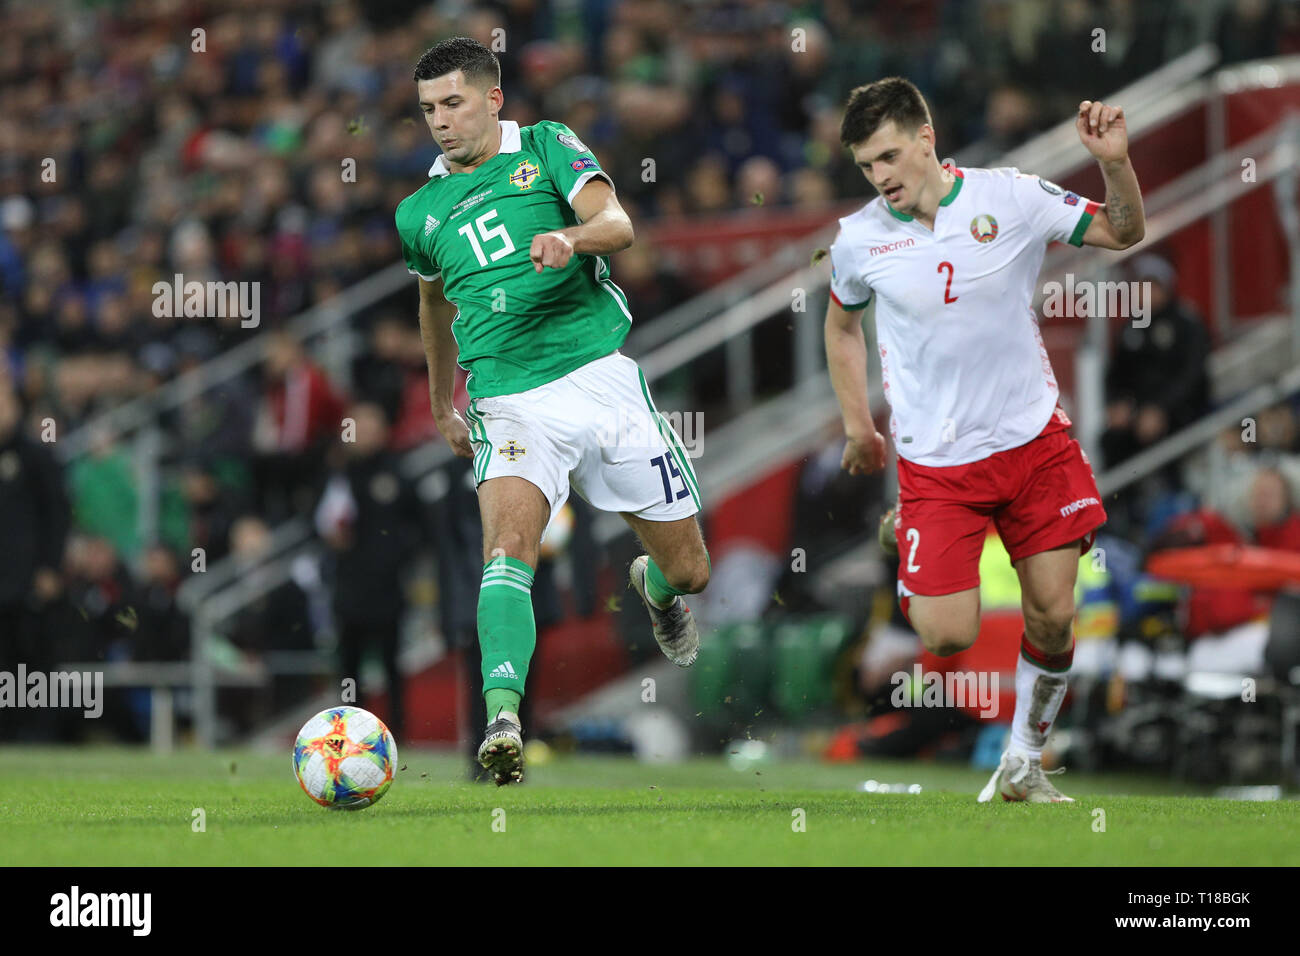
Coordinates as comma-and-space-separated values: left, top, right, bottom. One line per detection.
829, 165, 1099, 466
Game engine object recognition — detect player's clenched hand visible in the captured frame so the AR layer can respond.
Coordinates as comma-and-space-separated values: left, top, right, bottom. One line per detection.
530, 231, 574, 273
436, 409, 474, 459
842, 429, 887, 476
1076, 100, 1128, 163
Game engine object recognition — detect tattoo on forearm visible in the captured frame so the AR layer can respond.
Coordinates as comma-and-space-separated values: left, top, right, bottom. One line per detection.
1106, 188, 1134, 234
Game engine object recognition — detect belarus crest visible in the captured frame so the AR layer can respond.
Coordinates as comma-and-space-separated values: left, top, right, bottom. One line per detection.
970, 214, 999, 243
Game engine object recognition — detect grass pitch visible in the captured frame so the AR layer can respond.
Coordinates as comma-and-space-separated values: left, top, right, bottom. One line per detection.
1, 747, 1296, 866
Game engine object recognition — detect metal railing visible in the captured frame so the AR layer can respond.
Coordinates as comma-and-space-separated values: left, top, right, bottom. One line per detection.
58, 264, 412, 461
1049, 116, 1300, 467
1096, 364, 1300, 500
997, 44, 1221, 183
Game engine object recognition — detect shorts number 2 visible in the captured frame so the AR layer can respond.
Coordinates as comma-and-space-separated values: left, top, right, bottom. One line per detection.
905, 527, 922, 572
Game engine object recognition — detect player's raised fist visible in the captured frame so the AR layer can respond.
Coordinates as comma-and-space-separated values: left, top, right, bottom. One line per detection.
841, 429, 887, 476
530, 231, 574, 272
1076, 100, 1128, 163
436, 408, 474, 459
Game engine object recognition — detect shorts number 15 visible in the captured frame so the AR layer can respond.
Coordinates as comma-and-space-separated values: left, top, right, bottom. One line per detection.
651, 450, 691, 504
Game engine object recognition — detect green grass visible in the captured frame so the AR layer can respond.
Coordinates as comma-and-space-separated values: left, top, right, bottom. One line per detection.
1, 747, 1296, 865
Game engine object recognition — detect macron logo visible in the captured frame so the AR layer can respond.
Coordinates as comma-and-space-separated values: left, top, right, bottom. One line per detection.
870, 238, 915, 257
1059, 497, 1100, 517
424, 215, 440, 236
488, 662, 518, 680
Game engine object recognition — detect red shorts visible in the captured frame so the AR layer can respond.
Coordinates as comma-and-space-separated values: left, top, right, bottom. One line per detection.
894, 410, 1106, 597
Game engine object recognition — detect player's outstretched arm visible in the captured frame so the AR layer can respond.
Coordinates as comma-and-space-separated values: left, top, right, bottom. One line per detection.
824, 296, 886, 475
1075, 100, 1146, 250
416, 275, 472, 459
529, 178, 634, 272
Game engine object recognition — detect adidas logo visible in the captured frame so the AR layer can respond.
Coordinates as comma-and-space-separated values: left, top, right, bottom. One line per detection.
487, 661, 518, 680
424, 214, 440, 236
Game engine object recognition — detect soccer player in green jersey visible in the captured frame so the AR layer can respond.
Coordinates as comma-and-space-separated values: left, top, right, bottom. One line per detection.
395, 37, 710, 785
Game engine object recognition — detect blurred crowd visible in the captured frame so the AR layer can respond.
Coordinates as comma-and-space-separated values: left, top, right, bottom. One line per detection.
2, 0, 1299, 744
6, 0, 1292, 438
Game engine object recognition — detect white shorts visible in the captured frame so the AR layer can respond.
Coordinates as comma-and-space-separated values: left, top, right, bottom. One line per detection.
463, 352, 702, 537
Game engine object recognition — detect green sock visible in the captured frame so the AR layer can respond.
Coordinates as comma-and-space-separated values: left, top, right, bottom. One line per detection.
479, 555, 535, 721
645, 549, 710, 608
484, 688, 521, 722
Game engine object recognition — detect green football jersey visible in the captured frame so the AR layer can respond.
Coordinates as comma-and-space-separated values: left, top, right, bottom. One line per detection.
395, 119, 633, 399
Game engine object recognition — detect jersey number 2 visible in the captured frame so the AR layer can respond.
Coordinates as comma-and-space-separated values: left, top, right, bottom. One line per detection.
938, 261, 958, 304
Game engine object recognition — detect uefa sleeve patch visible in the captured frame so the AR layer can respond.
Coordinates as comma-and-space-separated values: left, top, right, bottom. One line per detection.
571, 158, 598, 171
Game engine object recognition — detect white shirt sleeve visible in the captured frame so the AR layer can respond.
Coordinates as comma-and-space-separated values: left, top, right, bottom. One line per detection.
828, 228, 873, 310
1007, 168, 1100, 247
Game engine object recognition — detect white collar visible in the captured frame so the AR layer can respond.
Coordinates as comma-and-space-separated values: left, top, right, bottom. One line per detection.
428, 120, 521, 178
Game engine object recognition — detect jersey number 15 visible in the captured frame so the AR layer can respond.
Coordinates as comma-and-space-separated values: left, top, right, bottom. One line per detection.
457, 209, 516, 267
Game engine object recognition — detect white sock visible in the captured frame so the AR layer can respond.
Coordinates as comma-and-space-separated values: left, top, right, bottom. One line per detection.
1008, 639, 1071, 761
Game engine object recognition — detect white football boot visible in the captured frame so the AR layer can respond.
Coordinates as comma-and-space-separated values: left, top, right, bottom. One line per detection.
977, 750, 1075, 803
629, 554, 699, 667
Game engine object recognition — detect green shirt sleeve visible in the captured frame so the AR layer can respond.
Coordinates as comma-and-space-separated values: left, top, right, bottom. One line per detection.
395, 196, 441, 281
531, 120, 613, 208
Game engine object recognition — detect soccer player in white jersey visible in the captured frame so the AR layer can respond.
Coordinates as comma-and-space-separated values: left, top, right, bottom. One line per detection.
824, 77, 1145, 802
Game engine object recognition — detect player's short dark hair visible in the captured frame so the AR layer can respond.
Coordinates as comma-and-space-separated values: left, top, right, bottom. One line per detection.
413, 37, 501, 89
840, 77, 932, 148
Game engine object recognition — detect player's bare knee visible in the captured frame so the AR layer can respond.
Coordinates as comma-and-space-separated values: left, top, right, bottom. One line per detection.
666, 557, 709, 594
1023, 600, 1074, 648
685, 560, 710, 594
921, 636, 977, 657
484, 533, 537, 567
918, 624, 978, 658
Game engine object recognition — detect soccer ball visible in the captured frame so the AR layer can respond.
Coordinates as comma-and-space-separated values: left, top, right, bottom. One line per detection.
293, 706, 398, 810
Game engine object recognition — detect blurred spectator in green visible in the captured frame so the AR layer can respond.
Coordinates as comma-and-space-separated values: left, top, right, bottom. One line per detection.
69, 429, 139, 561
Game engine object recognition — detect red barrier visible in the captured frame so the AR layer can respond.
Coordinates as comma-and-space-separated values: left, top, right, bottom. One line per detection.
1147, 543, 1300, 591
